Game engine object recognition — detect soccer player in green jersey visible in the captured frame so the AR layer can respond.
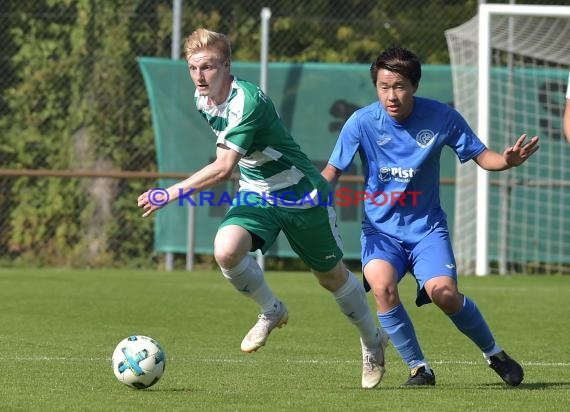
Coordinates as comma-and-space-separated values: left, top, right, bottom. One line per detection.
137, 28, 388, 389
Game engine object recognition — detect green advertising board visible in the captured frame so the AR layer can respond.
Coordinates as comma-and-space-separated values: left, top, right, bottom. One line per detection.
138, 58, 458, 260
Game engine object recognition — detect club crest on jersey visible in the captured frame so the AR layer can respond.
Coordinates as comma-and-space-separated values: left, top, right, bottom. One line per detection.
415, 129, 435, 148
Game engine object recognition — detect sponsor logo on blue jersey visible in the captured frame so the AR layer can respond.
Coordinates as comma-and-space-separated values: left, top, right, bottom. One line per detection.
378, 167, 419, 183
379, 167, 392, 182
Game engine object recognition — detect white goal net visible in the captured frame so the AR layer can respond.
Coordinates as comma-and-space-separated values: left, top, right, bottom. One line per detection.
445, 5, 570, 275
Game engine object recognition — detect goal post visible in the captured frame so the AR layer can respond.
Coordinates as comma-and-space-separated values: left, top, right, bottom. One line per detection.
446, 4, 570, 275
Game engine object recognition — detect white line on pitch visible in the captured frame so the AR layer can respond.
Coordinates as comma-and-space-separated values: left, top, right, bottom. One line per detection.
2, 357, 569, 367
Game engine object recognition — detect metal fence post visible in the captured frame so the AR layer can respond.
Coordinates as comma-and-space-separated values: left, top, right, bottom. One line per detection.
257, 7, 271, 271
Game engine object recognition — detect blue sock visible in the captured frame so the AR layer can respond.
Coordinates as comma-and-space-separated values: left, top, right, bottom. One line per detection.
378, 304, 425, 369
448, 296, 495, 353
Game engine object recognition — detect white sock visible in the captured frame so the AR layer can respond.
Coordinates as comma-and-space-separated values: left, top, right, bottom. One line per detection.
220, 255, 278, 313
483, 345, 503, 361
410, 361, 431, 373
333, 270, 379, 347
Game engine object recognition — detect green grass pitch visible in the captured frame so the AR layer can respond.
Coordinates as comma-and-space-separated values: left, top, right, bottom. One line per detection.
0, 268, 568, 411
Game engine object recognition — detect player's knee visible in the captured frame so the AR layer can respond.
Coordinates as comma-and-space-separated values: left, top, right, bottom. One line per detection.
316, 273, 342, 291
371, 283, 399, 309
214, 228, 251, 268
371, 283, 397, 301
313, 268, 346, 292
431, 287, 462, 313
214, 244, 243, 268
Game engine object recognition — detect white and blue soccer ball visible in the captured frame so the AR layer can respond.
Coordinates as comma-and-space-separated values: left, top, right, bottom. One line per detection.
112, 335, 166, 389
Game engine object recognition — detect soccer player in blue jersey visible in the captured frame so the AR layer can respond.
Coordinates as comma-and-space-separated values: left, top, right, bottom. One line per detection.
322, 46, 539, 387
137, 28, 388, 388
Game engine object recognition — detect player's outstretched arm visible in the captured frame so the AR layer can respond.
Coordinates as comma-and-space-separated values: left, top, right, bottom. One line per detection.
321, 163, 343, 186
503, 134, 540, 167
474, 133, 539, 171
137, 145, 241, 217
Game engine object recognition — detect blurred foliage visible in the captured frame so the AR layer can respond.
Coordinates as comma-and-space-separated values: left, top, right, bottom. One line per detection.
0, 0, 161, 266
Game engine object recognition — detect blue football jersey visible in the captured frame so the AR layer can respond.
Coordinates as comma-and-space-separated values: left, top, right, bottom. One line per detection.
328, 96, 486, 244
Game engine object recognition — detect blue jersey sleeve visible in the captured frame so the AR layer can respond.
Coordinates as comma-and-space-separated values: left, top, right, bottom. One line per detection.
446, 109, 486, 163
328, 113, 361, 171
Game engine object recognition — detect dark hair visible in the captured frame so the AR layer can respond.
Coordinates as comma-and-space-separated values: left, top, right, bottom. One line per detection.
370, 46, 421, 87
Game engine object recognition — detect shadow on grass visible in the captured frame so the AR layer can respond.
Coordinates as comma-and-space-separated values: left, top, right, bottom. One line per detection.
475, 382, 570, 390
342, 381, 570, 391
144, 387, 194, 393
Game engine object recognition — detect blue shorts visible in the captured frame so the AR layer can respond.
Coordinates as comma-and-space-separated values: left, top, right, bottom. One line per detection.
361, 223, 457, 306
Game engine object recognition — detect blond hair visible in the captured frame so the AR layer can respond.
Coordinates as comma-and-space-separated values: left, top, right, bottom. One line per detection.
183, 28, 231, 62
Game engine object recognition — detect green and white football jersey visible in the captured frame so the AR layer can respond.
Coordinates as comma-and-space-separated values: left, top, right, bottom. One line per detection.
196, 77, 330, 208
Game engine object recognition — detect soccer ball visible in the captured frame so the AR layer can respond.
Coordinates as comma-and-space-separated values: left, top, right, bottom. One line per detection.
112, 335, 166, 389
